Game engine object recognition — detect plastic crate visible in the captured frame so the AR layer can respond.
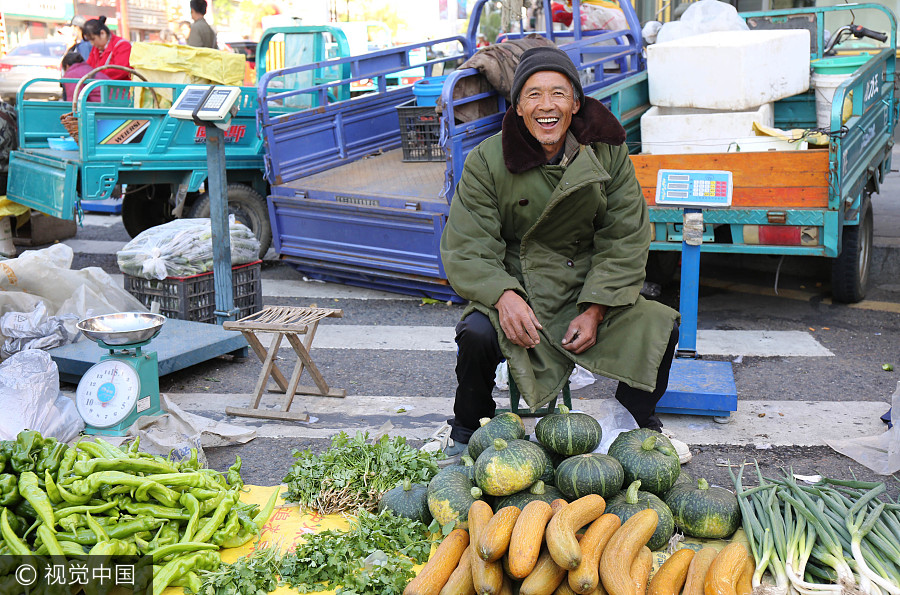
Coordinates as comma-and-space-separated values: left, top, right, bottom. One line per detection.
124, 261, 263, 324
396, 99, 444, 162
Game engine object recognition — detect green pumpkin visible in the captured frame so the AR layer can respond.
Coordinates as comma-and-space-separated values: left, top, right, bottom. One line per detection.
606, 480, 675, 551
474, 438, 549, 497
427, 468, 483, 530
378, 479, 432, 525
467, 413, 527, 461
495, 480, 567, 510
663, 470, 694, 500
664, 478, 741, 539
535, 405, 603, 456
555, 453, 624, 500
454, 455, 477, 482
608, 428, 680, 496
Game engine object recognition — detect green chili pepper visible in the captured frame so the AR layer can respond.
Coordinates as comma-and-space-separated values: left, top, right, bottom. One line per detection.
11, 430, 42, 474
0, 442, 9, 474
122, 501, 191, 521
56, 448, 76, 484
93, 437, 126, 458
0, 473, 20, 507
36, 442, 68, 477
35, 538, 86, 557
127, 437, 141, 455
193, 490, 239, 543
56, 479, 92, 505
211, 510, 240, 546
71, 471, 179, 507
36, 523, 65, 557
74, 441, 111, 460
150, 541, 217, 563
89, 538, 137, 557
43, 470, 62, 505
17, 471, 55, 531
179, 493, 200, 543
226, 456, 244, 490
1, 508, 30, 555
72, 457, 178, 477
190, 488, 221, 501
55, 499, 119, 521
84, 511, 108, 542
152, 550, 219, 595
197, 492, 226, 516
55, 517, 165, 546
177, 449, 201, 472
254, 488, 279, 529
170, 571, 202, 594
218, 528, 255, 549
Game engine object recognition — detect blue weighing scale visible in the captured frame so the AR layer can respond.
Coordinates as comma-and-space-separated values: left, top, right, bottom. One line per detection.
654, 170, 738, 419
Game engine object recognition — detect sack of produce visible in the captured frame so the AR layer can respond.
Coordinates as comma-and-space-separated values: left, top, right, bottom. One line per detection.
116, 216, 260, 280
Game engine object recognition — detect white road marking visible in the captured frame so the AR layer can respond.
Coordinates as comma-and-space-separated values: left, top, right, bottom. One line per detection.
696, 330, 834, 357
283, 326, 833, 357
161, 392, 888, 446
261, 279, 418, 301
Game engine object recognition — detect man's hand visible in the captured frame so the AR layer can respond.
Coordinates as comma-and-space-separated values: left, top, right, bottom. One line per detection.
495, 290, 543, 348
561, 304, 608, 354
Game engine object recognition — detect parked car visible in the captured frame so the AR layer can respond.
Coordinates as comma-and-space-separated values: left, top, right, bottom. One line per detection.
0, 40, 67, 103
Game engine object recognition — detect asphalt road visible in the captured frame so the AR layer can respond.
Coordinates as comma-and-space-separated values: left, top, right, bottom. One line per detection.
26, 214, 900, 502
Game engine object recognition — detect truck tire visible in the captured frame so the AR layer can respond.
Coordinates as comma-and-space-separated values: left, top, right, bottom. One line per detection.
122, 184, 175, 238
831, 197, 872, 303
189, 183, 272, 258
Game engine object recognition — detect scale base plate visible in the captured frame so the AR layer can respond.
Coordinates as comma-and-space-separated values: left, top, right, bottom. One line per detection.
657, 359, 737, 418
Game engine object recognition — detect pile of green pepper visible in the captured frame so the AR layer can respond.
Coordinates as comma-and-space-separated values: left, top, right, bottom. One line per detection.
0, 430, 277, 595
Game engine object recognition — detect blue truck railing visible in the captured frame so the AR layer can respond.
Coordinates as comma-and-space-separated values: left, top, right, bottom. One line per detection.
258, 0, 645, 300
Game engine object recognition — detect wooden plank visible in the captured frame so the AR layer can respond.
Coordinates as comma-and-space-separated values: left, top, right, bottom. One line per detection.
225, 406, 311, 422
631, 151, 831, 208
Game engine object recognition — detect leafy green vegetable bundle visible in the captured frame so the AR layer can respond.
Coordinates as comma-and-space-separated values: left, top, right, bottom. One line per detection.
282, 431, 442, 515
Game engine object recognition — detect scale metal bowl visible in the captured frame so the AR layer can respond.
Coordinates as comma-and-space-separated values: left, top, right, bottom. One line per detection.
77, 312, 166, 347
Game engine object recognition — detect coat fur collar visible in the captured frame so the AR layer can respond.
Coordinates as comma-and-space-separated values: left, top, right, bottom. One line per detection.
501, 96, 626, 173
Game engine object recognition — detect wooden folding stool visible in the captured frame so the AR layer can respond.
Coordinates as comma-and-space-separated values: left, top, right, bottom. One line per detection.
223, 305, 345, 422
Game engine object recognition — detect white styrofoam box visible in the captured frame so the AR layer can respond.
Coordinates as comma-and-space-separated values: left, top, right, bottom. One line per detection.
647, 30, 810, 110
640, 103, 774, 154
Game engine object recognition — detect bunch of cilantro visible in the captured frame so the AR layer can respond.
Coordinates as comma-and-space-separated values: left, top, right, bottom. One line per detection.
278, 510, 439, 595
281, 431, 441, 514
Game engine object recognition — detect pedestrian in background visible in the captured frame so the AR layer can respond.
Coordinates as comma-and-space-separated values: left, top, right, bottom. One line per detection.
82, 16, 132, 80
187, 0, 218, 49
60, 51, 109, 103
69, 16, 92, 61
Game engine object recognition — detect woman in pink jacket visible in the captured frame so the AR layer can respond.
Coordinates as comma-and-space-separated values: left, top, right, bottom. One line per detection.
82, 16, 132, 80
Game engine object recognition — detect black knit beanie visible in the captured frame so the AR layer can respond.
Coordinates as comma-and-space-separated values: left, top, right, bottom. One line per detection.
510, 46, 584, 106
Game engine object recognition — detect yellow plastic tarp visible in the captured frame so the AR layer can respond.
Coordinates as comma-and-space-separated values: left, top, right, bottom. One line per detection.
162, 486, 748, 594
0, 198, 30, 220
162, 485, 425, 595
129, 42, 246, 108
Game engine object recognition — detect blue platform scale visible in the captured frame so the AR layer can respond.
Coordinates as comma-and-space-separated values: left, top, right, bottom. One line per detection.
653, 170, 738, 419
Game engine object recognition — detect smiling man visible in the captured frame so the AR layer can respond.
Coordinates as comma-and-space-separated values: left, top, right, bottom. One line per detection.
438, 46, 685, 463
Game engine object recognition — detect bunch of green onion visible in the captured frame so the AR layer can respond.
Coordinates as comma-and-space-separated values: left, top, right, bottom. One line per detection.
730, 462, 900, 595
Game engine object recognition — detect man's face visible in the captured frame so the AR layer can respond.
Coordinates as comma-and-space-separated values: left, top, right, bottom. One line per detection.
515, 71, 580, 159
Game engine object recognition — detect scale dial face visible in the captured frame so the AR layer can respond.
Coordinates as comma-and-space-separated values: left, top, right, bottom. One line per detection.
76, 360, 141, 428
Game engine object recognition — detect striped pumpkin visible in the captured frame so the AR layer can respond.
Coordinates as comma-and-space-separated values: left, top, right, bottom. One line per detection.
534, 405, 602, 456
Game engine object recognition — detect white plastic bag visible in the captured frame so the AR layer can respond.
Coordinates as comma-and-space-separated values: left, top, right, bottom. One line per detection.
0, 349, 85, 442
0, 244, 147, 348
0, 302, 77, 359
116, 217, 261, 280
826, 381, 900, 475
581, 4, 628, 31
591, 398, 639, 454
656, 0, 749, 44
495, 362, 596, 392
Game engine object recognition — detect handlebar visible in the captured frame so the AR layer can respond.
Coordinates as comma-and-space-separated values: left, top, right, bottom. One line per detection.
850, 24, 888, 43
824, 24, 888, 54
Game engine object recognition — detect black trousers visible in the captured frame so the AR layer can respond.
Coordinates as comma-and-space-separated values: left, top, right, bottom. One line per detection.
447, 311, 680, 443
